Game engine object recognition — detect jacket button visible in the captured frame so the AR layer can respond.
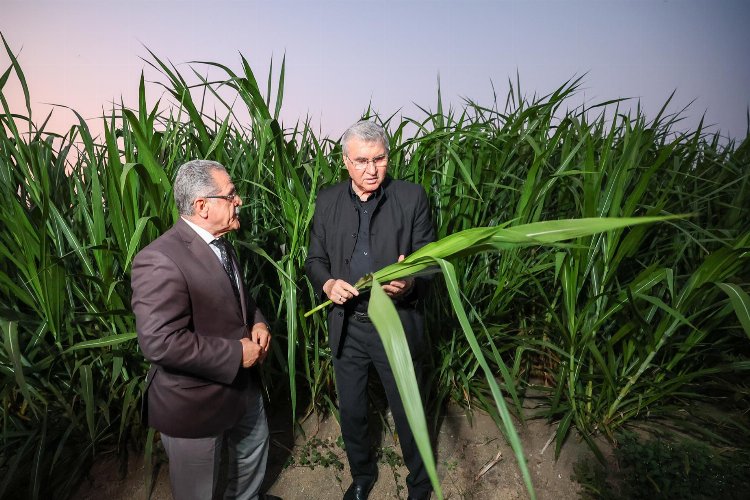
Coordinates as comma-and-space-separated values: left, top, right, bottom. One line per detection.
351, 233, 356, 238
345, 258, 349, 264
337, 311, 343, 317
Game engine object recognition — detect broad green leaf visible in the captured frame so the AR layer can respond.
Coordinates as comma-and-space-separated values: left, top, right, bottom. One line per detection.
368, 278, 443, 499
306, 216, 679, 316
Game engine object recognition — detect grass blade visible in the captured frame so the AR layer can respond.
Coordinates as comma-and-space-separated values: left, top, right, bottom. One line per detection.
368, 278, 443, 498
716, 283, 750, 339
432, 258, 536, 499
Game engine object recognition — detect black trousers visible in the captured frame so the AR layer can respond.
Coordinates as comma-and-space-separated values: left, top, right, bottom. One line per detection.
332, 316, 431, 498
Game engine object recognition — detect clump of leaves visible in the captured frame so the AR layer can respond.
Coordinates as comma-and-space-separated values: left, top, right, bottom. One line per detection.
285, 436, 345, 471
573, 432, 750, 499
377, 446, 405, 496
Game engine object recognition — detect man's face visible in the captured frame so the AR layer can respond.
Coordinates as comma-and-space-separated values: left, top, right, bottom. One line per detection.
203, 169, 242, 237
344, 137, 388, 199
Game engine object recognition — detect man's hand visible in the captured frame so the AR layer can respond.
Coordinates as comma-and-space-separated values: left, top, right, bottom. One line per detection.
250, 323, 271, 363
240, 337, 263, 368
382, 255, 414, 298
323, 278, 359, 305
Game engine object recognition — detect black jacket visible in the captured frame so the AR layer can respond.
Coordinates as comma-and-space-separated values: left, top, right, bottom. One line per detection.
305, 176, 435, 356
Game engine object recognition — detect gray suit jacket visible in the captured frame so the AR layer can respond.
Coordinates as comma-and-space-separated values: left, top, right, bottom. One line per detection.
131, 218, 266, 438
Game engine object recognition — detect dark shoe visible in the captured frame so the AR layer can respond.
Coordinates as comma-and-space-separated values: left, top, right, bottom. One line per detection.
343, 478, 376, 500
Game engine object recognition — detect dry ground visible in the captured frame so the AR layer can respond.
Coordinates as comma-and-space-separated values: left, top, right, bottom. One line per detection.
73, 402, 595, 500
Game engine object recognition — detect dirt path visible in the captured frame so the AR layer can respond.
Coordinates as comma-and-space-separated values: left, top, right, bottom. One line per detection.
73, 404, 591, 499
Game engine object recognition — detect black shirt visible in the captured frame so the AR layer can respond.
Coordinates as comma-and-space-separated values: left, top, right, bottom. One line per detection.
348, 184, 381, 313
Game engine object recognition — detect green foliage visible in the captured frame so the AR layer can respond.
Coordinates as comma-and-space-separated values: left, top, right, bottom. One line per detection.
285, 436, 344, 471
573, 432, 750, 499
377, 445, 405, 497
364, 216, 683, 499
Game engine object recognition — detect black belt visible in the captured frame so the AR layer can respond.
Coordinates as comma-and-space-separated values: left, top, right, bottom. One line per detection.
351, 311, 371, 323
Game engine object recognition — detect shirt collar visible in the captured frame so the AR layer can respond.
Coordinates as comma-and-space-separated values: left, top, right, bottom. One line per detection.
348, 181, 383, 204
181, 217, 218, 244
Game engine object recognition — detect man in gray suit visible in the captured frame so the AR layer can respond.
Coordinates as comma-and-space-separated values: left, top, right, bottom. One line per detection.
132, 160, 271, 500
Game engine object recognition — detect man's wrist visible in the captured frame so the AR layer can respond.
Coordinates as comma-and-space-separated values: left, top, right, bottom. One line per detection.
239, 338, 249, 367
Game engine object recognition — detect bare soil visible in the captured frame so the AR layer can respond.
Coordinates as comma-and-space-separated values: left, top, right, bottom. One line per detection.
73, 402, 595, 500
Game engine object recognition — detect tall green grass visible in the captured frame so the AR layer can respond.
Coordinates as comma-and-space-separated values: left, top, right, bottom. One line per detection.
1, 34, 749, 498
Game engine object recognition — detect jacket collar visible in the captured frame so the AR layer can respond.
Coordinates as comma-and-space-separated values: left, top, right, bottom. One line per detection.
173, 219, 247, 322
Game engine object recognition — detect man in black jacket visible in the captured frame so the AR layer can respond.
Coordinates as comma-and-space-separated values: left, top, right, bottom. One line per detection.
306, 121, 435, 500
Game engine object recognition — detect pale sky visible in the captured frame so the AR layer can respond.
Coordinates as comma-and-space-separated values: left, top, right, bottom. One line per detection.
3, 0, 749, 142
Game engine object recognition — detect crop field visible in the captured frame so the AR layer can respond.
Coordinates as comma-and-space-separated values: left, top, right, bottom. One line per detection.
1, 38, 749, 499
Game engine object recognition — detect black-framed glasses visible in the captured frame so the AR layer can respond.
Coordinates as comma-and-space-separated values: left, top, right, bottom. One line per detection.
345, 154, 388, 170
203, 193, 239, 202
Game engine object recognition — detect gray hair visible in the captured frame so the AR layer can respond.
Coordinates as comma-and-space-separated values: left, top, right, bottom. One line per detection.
341, 121, 389, 156
173, 160, 227, 216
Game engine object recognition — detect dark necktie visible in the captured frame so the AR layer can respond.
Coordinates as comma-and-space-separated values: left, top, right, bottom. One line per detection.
211, 238, 241, 306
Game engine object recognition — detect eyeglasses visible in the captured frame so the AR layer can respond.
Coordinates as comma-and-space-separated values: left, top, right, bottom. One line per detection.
203, 192, 239, 202
345, 154, 388, 170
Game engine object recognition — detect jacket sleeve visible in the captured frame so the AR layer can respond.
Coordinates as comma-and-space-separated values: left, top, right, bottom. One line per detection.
251, 307, 268, 328
305, 197, 333, 300
412, 186, 435, 253
131, 248, 243, 385
244, 294, 268, 328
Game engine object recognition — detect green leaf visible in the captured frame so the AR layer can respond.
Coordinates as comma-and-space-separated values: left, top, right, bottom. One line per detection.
125, 217, 153, 271
716, 283, 750, 339
49, 203, 94, 277
1, 33, 30, 113
66, 332, 137, 352
368, 278, 443, 499
80, 364, 96, 442
30, 411, 47, 500
122, 109, 172, 193
2, 319, 36, 412
431, 258, 536, 499
306, 216, 680, 317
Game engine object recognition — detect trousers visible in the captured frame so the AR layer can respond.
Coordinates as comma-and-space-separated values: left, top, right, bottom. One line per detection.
332, 316, 431, 498
160, 388, 269, 500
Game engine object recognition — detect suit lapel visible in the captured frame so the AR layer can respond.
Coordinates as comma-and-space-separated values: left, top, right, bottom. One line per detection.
174, 219, 245, 322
